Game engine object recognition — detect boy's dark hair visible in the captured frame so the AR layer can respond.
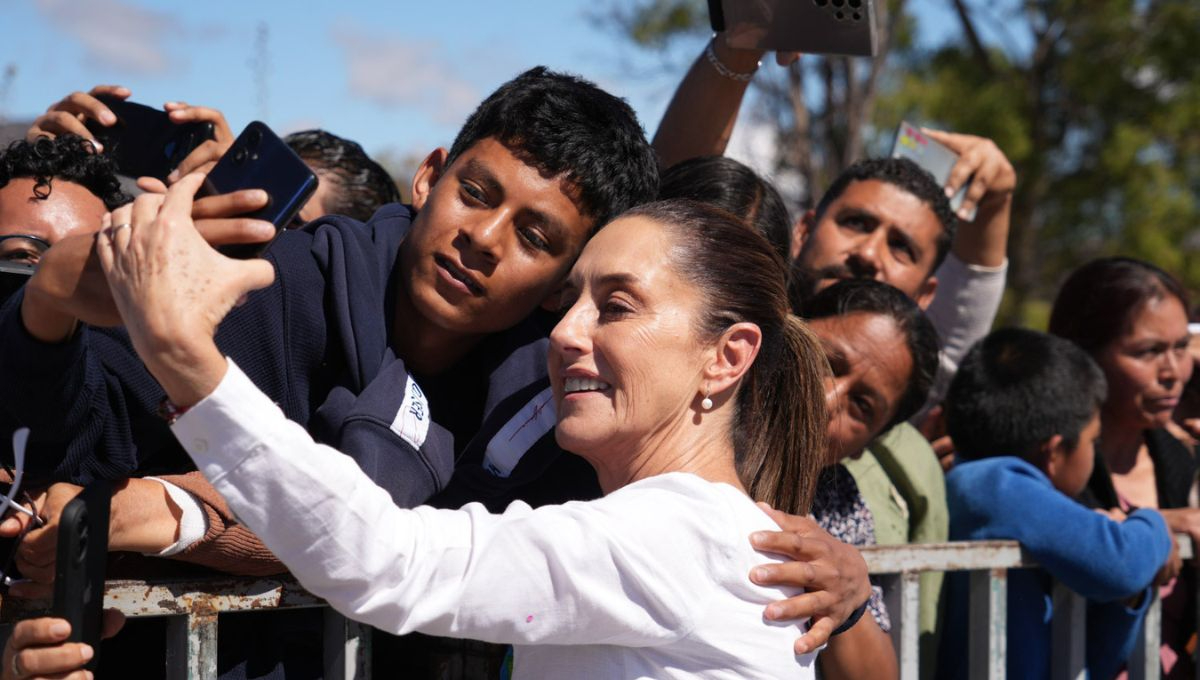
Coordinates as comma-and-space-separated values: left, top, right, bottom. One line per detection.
0, 135, 129, 210
659, 155, 792, 264
284, 129, 401, 222
947, 328, 1107, 462
446, 67, 659, 230
800, 278, 940, 430
1049, 256, 1190, 355
813, 157, 958, 272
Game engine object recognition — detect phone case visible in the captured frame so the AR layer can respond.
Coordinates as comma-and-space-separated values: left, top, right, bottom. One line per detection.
891, 121, 975, 220
52, 480, 112, 671
718, 0, 877, 57
86, 96, 214, 181
204, 121, 319, 259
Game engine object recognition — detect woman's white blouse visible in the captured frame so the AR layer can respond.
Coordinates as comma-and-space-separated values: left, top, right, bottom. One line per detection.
172, 360, 817, 679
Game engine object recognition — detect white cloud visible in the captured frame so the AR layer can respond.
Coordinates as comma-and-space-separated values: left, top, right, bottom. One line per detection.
330, 23, 479, 124
34, 0, 221, 76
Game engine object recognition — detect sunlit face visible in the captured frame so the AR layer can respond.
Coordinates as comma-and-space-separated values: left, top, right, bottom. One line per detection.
809, 312, 913, 465
0, 178, 108, 261
794, 180, 943, 309
1048, 414, 1100, 497
548, 216, 710, 464
1095, 296, 1193, 432
400, 138, 593, 336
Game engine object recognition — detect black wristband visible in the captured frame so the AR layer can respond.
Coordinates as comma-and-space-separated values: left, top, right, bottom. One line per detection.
830, 600, 868, 636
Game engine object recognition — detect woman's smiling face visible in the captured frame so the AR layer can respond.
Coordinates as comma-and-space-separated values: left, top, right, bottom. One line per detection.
548, 216, 710, 464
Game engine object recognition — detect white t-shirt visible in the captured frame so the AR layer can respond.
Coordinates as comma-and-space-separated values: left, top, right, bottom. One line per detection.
172, 361, 818, 679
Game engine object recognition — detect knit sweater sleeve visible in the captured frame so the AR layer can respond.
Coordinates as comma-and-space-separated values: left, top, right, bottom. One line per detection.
948, 458, 1172, 601
154, 471, 286, 576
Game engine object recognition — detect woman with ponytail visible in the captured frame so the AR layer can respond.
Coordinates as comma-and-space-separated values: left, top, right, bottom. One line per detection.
100, 186, 834, 678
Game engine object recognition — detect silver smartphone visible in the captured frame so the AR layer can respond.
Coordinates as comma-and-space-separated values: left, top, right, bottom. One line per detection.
891, 121, 975, 221
709, 0, 878, 57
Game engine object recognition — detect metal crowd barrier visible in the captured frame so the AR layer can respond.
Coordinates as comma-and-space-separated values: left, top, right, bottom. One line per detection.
0, 537, 1194, 680
861, 535, 1196, 680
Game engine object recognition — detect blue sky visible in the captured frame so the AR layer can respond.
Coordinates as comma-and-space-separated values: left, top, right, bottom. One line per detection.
0, 0, 964, 171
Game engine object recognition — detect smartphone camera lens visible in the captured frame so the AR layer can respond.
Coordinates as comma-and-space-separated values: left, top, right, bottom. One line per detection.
233, 147, 249, 165
247, 128, 263, 148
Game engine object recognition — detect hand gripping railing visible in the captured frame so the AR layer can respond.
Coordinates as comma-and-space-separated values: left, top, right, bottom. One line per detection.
0, 537, 1194, 680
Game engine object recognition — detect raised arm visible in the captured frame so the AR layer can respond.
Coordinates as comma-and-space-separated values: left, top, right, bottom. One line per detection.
652, 38, 766, 169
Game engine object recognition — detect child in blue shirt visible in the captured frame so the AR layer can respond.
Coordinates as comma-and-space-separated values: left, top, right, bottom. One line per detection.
938, 328, 1173, 679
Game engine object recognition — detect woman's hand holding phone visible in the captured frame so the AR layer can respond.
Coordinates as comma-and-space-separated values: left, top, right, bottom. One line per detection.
96, 173, 275, 408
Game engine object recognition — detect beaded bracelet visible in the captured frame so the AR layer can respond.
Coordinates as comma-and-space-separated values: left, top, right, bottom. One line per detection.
704, 39, 760, 83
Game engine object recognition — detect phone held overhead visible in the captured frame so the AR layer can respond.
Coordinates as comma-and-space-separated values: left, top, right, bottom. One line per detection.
708, 0, 878, 57
891, 121, 977, 221
85, 96, 215, 182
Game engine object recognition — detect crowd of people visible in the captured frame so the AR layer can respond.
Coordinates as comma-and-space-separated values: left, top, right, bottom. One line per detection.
0, 32, 1196, 680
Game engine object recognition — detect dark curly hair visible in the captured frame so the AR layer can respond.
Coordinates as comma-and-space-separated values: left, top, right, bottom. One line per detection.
0, 135, 129, 211
447, 67, 659, 231
814, 157, 958, 273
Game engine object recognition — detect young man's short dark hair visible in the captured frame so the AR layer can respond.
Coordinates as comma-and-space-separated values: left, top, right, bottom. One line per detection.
800, 278, 940, 429
284, 129, 401, 222
0, 136, 129, 210
813, 157, 958, 272
947, 328, 1108, 461
447, 66, 659, 230
658, 155, 791, 264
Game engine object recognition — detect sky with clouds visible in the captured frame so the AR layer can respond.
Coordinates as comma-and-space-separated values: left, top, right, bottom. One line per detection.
0, 0, 960, 174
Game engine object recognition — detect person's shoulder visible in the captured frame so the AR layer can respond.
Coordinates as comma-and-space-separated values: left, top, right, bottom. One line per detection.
947, 457, 1054, 503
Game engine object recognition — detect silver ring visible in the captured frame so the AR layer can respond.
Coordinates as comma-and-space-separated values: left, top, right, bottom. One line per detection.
11, 650, 21, 679
111, 222, 132, 233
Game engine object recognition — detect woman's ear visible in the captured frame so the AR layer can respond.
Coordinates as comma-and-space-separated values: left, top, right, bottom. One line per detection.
411, 148, 449, 211
704, 322, 763, 399
1040, 434, 1067, 477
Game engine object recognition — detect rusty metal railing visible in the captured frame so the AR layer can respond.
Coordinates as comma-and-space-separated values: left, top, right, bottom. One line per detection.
0, 537, 1193, 679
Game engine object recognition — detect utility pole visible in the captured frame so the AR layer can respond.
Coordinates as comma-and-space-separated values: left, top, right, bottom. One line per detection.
249, 23, 270, 122
0, 64, 17, 126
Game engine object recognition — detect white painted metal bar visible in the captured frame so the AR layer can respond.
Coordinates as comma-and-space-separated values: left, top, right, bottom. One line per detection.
1130, 591, 1163, 680
896, 571, 921, 680
968, 568, 1007, 680
1050, 582, 1086, 680
324, 608, 372, 680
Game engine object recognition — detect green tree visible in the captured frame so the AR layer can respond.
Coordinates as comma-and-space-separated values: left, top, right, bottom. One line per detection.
609, 0, 1200, 324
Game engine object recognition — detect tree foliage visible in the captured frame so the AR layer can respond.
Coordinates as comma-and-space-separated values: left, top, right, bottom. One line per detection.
609, 0, 1200, 324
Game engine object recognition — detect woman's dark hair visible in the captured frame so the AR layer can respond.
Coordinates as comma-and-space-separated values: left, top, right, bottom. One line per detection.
0, 135, 129, 210
447, 67, 659, 230
284, 129, 401, 221
619, 199, 829, 515
659, 156, 792, 264
801, 279, 941, 430
1049, 257, 1190, 355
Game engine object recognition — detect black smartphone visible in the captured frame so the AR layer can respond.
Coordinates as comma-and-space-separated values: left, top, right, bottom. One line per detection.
84, 96, 215, 181
0, 261, 34, 306
52, 480, 112, 671
707, 0, 878, 57
204, 121, 319, 259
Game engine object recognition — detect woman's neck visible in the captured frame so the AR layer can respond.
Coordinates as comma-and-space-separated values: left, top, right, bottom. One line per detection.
1099, 418, 1146, 475
585, 412, 746, 496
